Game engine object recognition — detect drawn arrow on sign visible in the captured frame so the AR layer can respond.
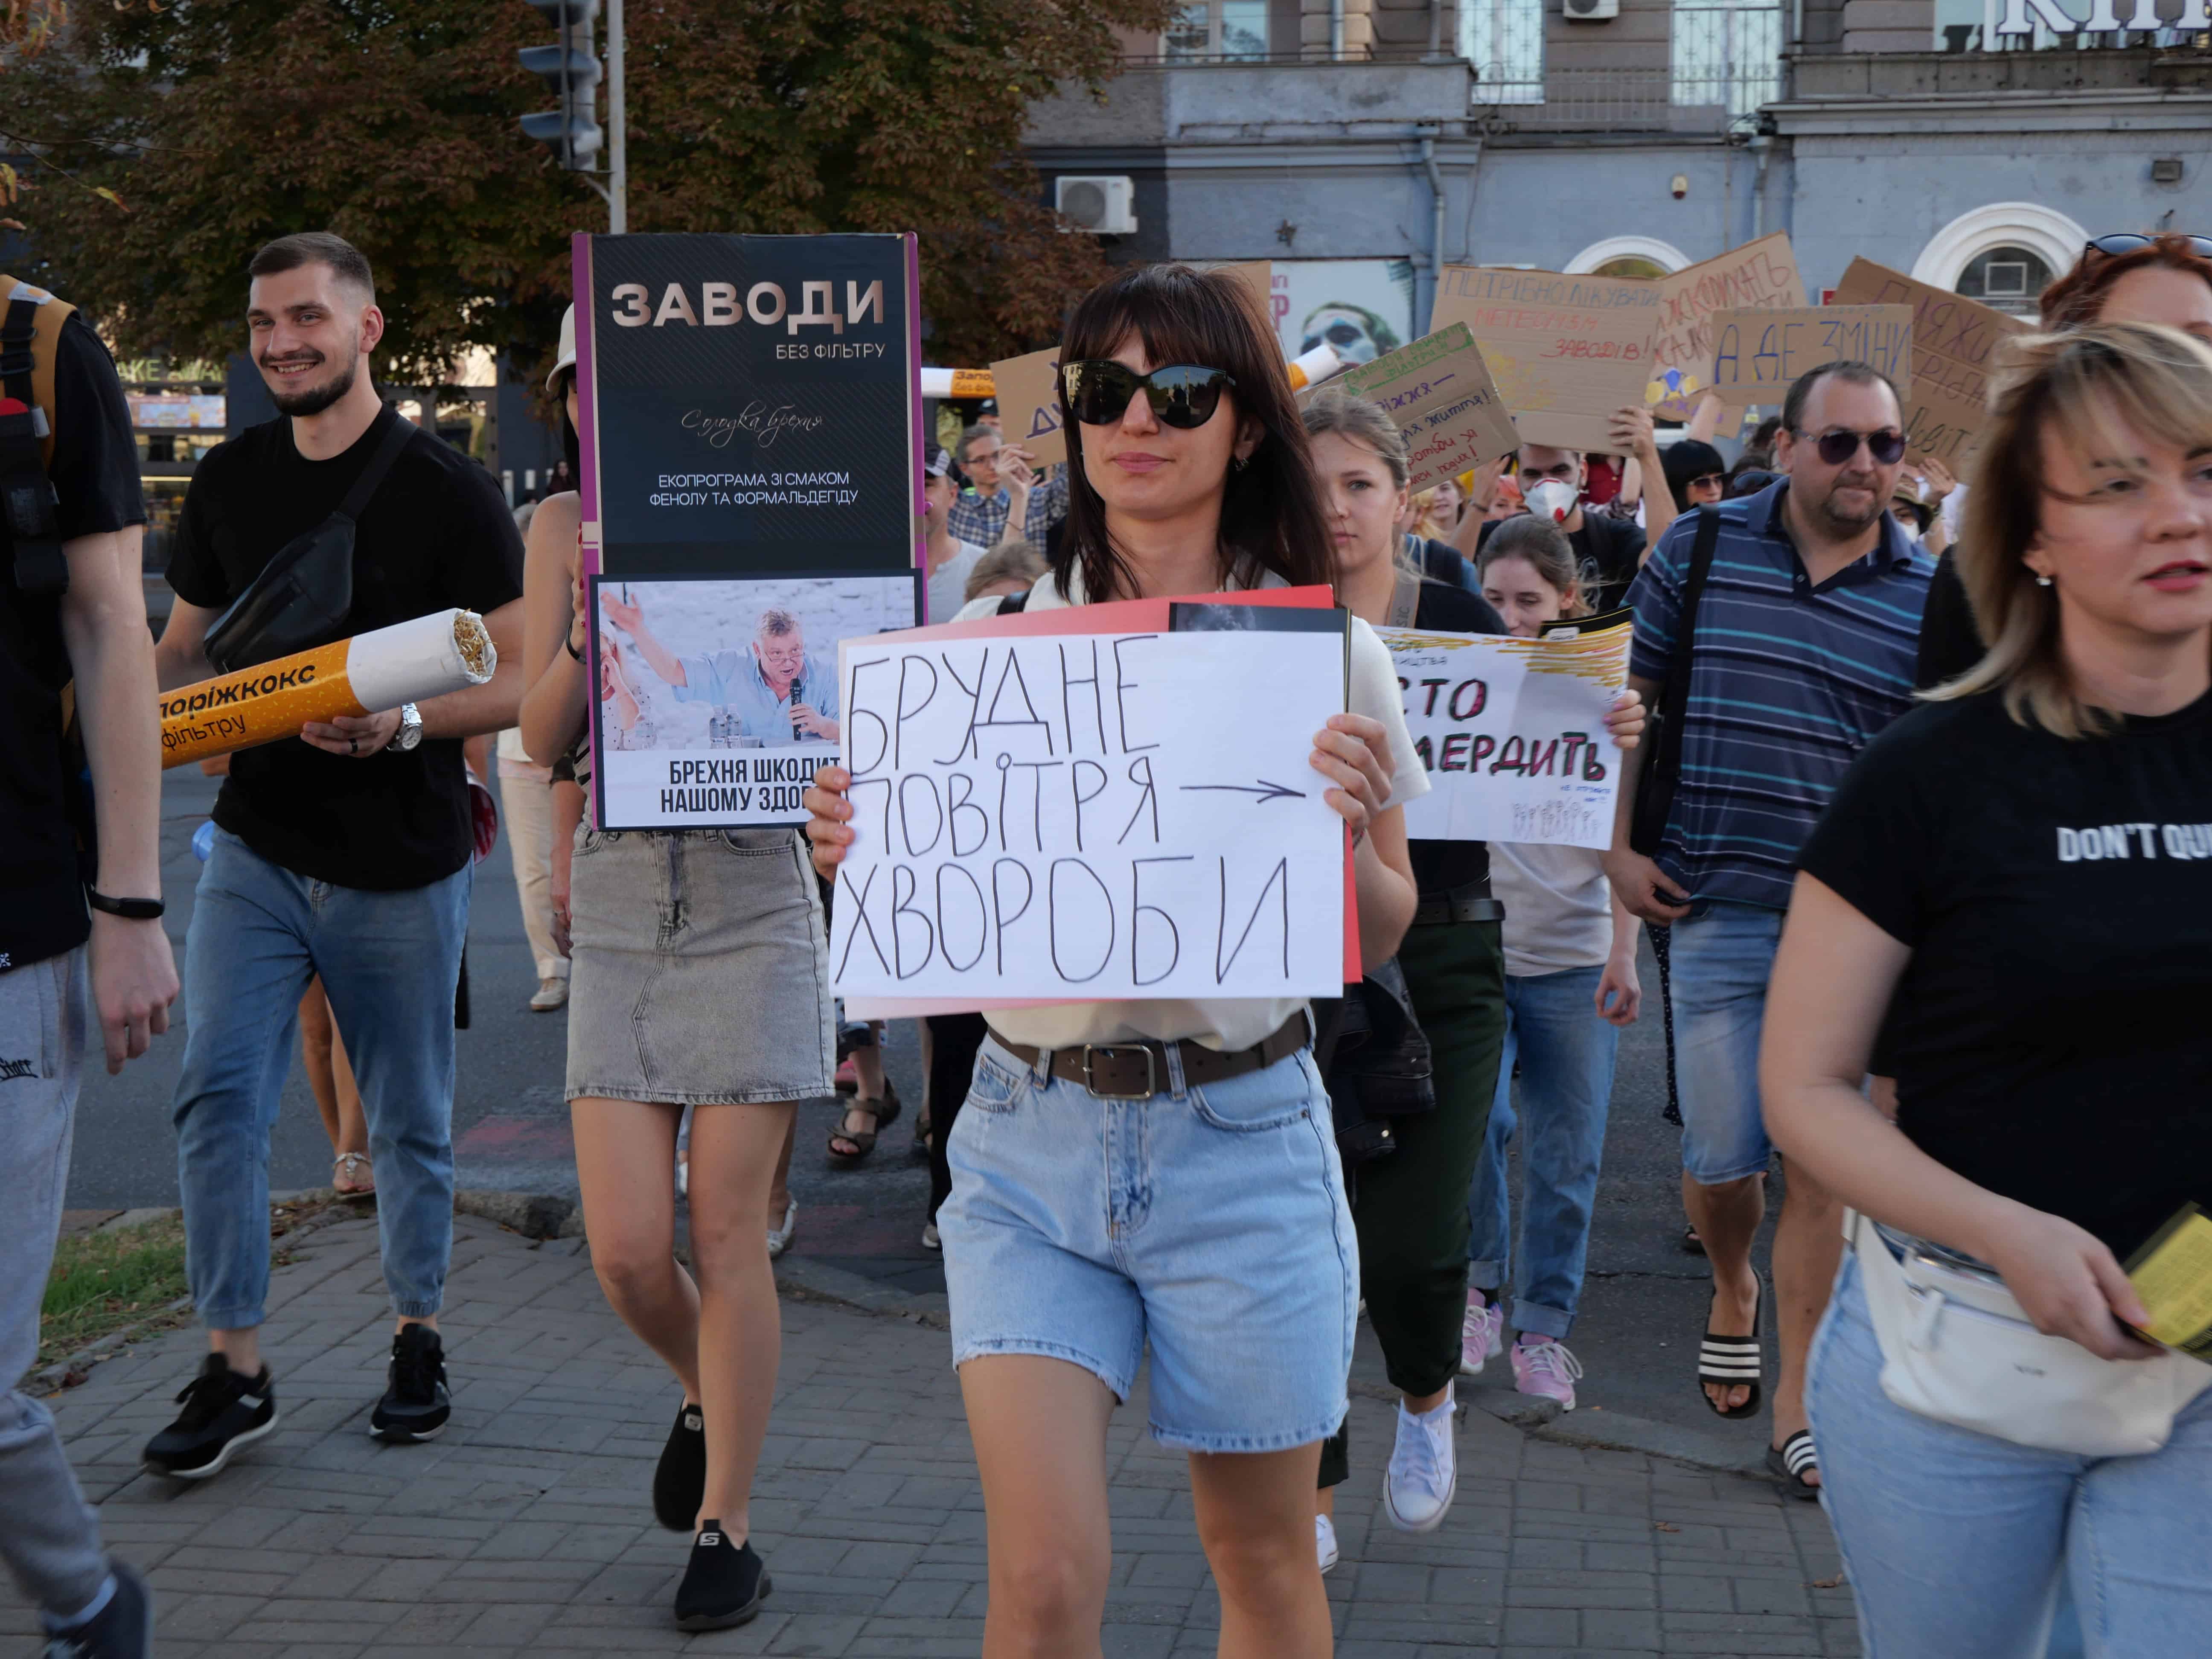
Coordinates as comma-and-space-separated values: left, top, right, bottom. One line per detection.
1178, 780, 1307, 803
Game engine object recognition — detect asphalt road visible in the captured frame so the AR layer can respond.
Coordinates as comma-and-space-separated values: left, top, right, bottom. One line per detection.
70, 761, 1786, 1452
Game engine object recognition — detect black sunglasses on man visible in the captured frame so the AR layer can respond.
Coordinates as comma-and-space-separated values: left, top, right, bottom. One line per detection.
1794, 427, 1908, 467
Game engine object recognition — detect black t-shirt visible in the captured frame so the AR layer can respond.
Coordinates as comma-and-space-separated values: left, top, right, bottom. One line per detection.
1406, 578, 1503, 898
166, 406, 523, 890
1477, 509, 1647, 615
1798, 688, 2212, 1256
0, 310, 147, 968
1914, 549, 1982, 691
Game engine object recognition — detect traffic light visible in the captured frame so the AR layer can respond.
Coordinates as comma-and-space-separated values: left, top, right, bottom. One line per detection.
520, 0, 603, 172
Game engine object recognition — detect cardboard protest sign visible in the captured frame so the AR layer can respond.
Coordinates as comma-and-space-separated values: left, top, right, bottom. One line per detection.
1322, 323, 1519, 491
1212, 260, 1275, 330
1381, 616, 1632, 850
987, 345, 1067, 468
1708, 306, 1914, 406
829, 622, 1348, 1002
1646, 233, 1806, 419
573, 231, 923, 829
1831, 257, 2027, 469
1430, 268, 1659, 454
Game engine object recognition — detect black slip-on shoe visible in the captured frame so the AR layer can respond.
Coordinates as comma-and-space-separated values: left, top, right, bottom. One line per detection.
370, 1323, 451, 1442
652, 1402, 707, 1531
142, 1355, 277, 1480
673, 1521, 771, 1631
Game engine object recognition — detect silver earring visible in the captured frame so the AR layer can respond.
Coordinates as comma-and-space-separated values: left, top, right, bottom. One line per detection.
2035, 574, 2053, 587
1231, 455, 1249, 474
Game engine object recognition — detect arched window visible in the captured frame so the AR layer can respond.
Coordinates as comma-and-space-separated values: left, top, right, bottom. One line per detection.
1912, 203, 2087, 313
1954, 246, 2055, 316
1594, 256, 1671, 280
1565, 236, 1691, 276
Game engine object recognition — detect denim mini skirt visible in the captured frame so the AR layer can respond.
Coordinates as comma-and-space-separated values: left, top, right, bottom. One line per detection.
565, 826, 834, 1106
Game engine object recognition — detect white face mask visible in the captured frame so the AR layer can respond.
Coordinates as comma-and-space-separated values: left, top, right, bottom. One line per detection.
1525, 479, 1578, 524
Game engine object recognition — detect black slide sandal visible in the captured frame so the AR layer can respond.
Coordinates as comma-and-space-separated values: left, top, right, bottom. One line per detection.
1767, 1430, 1820, 1500
1697, 1281, 1764, 1420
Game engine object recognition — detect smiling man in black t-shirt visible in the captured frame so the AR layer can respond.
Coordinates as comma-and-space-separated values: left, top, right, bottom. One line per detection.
147, 234, 524, 1480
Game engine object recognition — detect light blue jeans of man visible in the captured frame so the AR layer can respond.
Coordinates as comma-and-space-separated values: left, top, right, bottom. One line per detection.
1807, 1250, 2212, 1657
0, 949, 112, 1620
1666, 900, 1784, 1186
1466, 966, 1620, 1338
173, 830, 470, 1328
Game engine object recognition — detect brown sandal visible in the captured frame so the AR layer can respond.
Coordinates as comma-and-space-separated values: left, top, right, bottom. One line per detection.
827, 1081, 901, 1165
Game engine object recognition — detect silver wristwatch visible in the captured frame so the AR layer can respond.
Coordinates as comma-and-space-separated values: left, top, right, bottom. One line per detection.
386, 703, 424, 754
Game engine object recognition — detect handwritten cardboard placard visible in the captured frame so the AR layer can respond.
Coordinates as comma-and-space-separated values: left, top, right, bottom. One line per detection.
830, 626, 1348, 1001
1708, 306, 1914, 405
1322, 323, 1520, 492
1430, 268, 1659, 454
1646, 232, 1806, 419
1382, 617, 1632, 850
1831, 257, 2027, 469
988, 344, 1067, 468
1210, 260, 1275, 333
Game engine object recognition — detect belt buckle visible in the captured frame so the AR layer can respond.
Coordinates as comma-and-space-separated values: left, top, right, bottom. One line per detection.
1080, 1043, 1159, 1100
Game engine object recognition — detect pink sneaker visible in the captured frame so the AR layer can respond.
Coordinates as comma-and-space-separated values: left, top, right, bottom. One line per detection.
1510, 1335, 1583, 1410
1459, 1290, 1505, 1376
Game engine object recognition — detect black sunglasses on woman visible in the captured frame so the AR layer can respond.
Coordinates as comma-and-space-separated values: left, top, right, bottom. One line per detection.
2087, 232, 2212, 260
1062, 360, 1237, 429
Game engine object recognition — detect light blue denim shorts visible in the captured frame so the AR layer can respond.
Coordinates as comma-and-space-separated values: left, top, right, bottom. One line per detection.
1666, 900, 1784, 1186
940, 1036, 1357, 1454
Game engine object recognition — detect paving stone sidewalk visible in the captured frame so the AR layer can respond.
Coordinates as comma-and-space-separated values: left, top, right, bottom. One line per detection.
6, 1214, 1859, 1657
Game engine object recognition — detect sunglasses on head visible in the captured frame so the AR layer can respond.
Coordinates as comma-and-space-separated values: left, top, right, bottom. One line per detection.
1797, 427, 1907, 466
1062, 361, 1237, 430
2087, 233, 2212, 260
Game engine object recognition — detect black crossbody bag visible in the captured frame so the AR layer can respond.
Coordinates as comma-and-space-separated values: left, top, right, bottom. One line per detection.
202, 413, 416, 674
1628, 506, 1721, 857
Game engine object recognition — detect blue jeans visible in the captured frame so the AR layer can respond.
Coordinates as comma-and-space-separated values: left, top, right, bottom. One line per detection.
941, 1037, 1356, 1453
173, 830, 470, 1328
1666, 900, 1783, 1185
1466, 966, 1620, 1338
1808, 1251, 2212, 1657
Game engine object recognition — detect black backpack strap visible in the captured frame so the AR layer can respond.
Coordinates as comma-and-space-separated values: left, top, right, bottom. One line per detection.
995, 590, 1030, 616
1650, 507, 1722, 788
336, 412, 420, 521
0, 294, 66, 595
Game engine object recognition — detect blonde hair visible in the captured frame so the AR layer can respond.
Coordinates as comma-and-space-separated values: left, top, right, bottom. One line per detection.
964, 538, 1049, 602
1933, 322, 2212, 739
1300, 387, 1410, 488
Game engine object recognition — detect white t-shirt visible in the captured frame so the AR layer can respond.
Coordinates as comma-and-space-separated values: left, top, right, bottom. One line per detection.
1491, 841, 1615, 978
957, 566, 1428, 1053
926, 539, 988, 624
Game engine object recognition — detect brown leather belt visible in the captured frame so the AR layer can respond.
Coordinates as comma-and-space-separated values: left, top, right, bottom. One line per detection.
990, 1014, 1310, 1100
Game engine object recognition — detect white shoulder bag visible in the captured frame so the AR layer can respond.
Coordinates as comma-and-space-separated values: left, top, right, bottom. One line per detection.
1848, 1208, 2212, 1457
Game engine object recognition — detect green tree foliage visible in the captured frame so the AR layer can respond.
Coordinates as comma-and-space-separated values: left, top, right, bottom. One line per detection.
8, 0, 1168, 381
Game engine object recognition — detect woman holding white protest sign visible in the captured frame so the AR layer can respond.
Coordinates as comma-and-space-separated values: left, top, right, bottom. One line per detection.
1301, 392, 1643, 1563
807, 263, 1421, 1655
520, 308, 830, 1633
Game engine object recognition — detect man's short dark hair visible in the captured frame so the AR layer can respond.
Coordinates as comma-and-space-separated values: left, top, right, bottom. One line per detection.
247, 233, 376, 304
1781, 360, 1899, 436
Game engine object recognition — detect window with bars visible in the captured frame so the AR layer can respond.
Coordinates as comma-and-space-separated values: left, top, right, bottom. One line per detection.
1671, 0, 1782, 115
1164, 0, 1269, 60
1461, 0, 1545, 104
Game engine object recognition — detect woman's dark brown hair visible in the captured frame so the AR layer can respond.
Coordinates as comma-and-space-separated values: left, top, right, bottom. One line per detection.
1052, 263, 1336, 602
2040, 233, 2212, 331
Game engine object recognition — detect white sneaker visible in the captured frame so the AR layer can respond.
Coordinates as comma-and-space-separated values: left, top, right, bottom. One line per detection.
1460, 1290, 1505, 1376
529, 975, 569, 1011
1382, 1388, 1457, 1534
921, 1222, 941, 1251
766, 1199, 798, 1260
1315, 1513, 1339, 1575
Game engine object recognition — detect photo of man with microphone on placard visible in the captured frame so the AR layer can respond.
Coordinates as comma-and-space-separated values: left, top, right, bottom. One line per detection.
599, 589, 841, 745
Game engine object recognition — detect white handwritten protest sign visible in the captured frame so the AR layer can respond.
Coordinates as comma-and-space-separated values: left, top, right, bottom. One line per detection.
1323, 323, 1519, 492
1430, 268, 1660, 454
1708, 306, 1914, 406
830, 627, 1347, 1000
1382, 619, 1632, 850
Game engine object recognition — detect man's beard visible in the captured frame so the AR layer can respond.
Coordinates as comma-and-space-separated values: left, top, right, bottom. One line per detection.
264, 352, 359, 417
1814, 479, 1885, 534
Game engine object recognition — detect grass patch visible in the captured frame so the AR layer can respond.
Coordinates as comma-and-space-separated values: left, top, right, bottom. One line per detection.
39, 1214, 191, 1371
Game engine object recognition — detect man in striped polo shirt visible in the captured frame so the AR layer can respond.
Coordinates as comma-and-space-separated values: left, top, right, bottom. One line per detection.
1606, 361, 1933, 1498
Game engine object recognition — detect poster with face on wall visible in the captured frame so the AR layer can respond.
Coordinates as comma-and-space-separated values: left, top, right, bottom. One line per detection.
1268, 260, 1419, 369
573, 231, 923, 827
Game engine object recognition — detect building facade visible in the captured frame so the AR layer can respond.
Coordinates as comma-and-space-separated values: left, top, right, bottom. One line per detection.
1025, 0, 2210, 355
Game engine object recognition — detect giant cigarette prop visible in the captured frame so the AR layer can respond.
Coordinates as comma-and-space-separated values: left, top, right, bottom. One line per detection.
159, 609, 496, 768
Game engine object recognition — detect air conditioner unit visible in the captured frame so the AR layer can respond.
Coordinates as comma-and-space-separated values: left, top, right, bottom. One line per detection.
1056, 175, 1139, 236
1562, 0, 1619, 19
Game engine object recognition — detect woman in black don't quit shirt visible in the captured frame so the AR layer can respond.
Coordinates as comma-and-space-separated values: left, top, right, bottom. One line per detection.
1761, 324, 2212, 1654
